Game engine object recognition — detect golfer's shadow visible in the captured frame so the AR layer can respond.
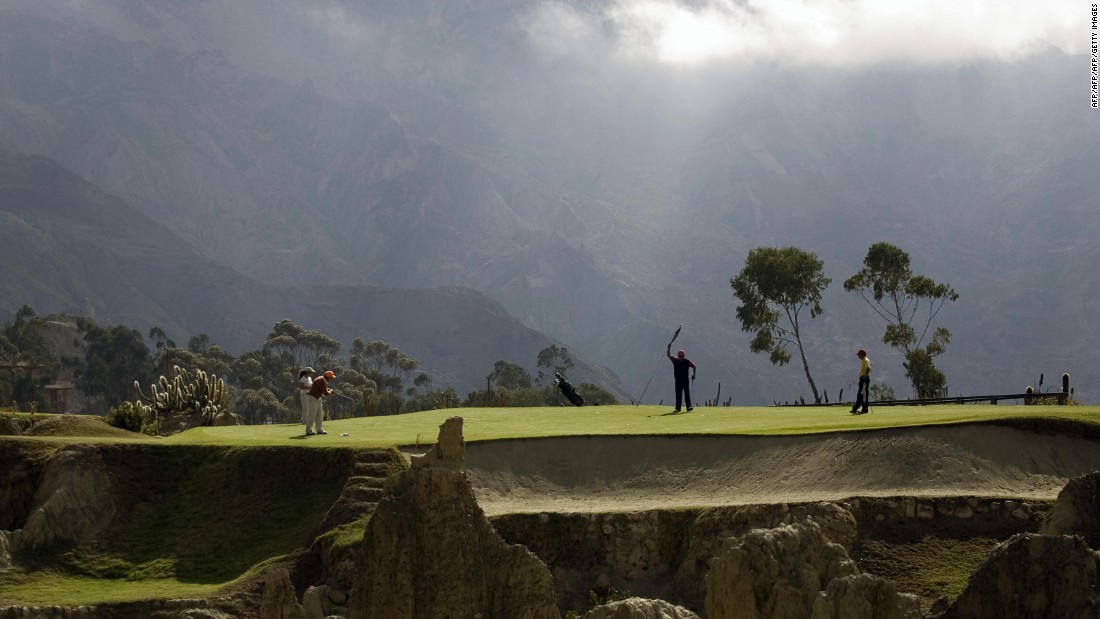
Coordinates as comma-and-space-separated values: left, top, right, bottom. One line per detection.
652, 409, 690, 417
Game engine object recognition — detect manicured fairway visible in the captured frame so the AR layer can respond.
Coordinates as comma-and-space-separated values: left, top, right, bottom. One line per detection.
153, 403, 1100, 448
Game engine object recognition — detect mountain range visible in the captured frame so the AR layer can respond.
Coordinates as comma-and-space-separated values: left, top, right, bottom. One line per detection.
1, 0, 1097, 404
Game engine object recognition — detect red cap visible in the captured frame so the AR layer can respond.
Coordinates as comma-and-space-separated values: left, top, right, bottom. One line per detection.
856, 349, 866, 356
324, 370, 335, 379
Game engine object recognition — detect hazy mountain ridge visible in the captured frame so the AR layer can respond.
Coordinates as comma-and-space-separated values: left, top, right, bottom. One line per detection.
0, 151, 624, 397
1, 0, 1097, 402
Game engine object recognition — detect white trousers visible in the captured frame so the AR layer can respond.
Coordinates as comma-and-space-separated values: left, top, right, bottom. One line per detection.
306, 396, 325, 433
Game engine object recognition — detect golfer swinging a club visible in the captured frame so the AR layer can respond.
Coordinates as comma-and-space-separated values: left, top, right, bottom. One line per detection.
666, 343, 696, 412
306, 370, 334, 435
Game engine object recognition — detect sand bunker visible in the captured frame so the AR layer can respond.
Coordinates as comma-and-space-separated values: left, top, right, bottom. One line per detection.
463, 423, 1100, 516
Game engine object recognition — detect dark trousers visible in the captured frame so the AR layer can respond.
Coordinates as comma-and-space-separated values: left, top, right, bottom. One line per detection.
675, 380, 692, 410
852, 376, 870, 413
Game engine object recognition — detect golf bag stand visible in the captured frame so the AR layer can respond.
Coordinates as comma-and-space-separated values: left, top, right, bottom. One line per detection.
555, 372, 585, 407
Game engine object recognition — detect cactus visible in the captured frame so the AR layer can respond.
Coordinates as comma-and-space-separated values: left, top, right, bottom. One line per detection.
134, 365, 229, 426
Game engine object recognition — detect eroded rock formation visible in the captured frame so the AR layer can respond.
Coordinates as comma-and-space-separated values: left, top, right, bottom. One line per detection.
7, 444, 115, 554
1041, 471, 1100, 546
677, 502, 857, 606
582, 596, 701, 619
935, 533, 1100, 618
811, 573, 922, 619
348, 417, 558, 619
705, 520, 920, 619
706, 520, 857, 619
259, 567, 306, 619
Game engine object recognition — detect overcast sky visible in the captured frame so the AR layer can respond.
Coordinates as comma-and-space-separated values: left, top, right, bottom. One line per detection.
522, 0, 1084, 68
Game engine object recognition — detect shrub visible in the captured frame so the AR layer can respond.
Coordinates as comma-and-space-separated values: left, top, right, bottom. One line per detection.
233, 388, 288, 424
105, 401, 146, 433
870, 383, 896, 402
365, 391, 404, 416
578, 382, 619, 405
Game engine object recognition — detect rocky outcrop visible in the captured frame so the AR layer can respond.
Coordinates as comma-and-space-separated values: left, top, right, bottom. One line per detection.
0, 445, 47, 532
677, 502, 856, 606
491, 501, 858, 613
0, 531, 11, 570
491, 509, 696, 612
348, 417, 558, 619
177, 610, 238, 619
259, 567, 305, 619
1041, 471, 1100, 546
704, 519, 921, 619
303, 585, 348, 619
935, 533, 1100, 618
705, 520, 857, 619
0, 415, 22, 436
850, 496, 1038, 525
7, 445, 115, 553
582, 597, 701, 619
0, 600, 243, 619
810, 573, 922, 619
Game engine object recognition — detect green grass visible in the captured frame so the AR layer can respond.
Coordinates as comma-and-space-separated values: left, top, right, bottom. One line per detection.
10, 405, 1100, 449
0, 443, 355, 606
856, 534, 996, 609
155, 404, 1100, 448
0, 571, 223, 606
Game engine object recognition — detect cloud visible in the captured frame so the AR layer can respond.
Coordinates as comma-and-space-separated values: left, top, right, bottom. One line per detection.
524, 1, 613, 61
525, 0, 1084, 67
304, 4, 375, 47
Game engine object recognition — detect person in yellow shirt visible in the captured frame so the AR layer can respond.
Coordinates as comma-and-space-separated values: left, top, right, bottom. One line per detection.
850, 349, 871, 414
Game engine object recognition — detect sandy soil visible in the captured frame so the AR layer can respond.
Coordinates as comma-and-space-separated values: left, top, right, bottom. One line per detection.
462, 424, 1100, 516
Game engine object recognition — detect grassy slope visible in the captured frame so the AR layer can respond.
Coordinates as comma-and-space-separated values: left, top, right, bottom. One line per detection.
850, 500, 1053, 610
2, 405, 1099, 608
1, 436, 357, 606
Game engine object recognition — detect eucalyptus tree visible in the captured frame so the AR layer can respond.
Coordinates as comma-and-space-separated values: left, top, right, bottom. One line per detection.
188, 334, 212, 354
148, 327, 176, 358
412, 372, 432, 394
160, 346, 232, 383
731, 246, 831, 404
75, 319, 155, 410
535, 344, 574, 386
489, 360, 533, 390
262, 320, 340, 369
843, 242, 959, 399
350, 338, 410, 394
351, 338, 394, 374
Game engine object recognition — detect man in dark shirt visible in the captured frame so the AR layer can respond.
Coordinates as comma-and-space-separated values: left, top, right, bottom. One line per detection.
666, 344, 697, 412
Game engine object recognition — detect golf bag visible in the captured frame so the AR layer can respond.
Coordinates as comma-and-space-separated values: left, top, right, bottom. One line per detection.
555, 372, 585, 407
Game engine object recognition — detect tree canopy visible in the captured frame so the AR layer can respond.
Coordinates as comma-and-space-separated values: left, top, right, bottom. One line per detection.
75, 320, 155, 409
844, 242, 959, 398
489, 360, 533, 390
731, 246, 831, 403
0, 305, 59, 409
535, 344, 574, 386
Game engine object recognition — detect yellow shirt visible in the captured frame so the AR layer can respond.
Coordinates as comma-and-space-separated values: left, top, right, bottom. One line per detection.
859, 356, 871, 378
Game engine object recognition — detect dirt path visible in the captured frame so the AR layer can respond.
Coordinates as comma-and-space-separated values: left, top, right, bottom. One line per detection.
462, 424, 1100, 516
